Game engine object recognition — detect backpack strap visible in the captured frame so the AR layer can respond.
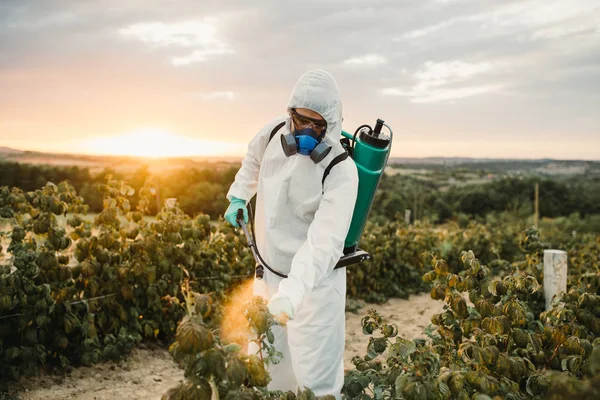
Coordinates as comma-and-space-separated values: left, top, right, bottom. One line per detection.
322, 151, 349, 186
268, 121, 286, 143
266, 120, 350, 187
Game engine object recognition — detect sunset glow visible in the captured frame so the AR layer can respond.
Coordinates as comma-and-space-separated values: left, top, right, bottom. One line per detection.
1, 1, 599, 160
82, 129, 245, 158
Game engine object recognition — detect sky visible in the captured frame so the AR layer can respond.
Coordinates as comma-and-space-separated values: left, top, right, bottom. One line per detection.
0, 0, 599, 160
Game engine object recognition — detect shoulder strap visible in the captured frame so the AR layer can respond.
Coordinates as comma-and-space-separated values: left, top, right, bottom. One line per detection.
322, 151, 349, 186
268, 121, 286, 144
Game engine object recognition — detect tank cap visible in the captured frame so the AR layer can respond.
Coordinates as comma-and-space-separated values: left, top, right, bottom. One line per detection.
359, 128, 390, 149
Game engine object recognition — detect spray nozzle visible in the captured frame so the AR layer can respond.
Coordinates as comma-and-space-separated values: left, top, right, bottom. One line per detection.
236, 208, 244, 225
373, 119, 384, 138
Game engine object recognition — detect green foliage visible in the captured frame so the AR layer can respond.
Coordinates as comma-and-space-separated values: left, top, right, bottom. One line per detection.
351, 220, 438, 302
163, 285, 331, 400
163, 288, 273, 399
1, 177, 343, 397
370, 174, 440, 224
0, 177, 254, 380
2, 176, 599, 399
353, 217, 526, 303
344, 309, 443, 400
5, 161, 600, 227
0, 161, 239, 219
344, 240, 600, 399
370, 172, 600, 225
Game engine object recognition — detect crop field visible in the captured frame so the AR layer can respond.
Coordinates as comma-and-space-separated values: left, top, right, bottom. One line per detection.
1, 163, 599, 399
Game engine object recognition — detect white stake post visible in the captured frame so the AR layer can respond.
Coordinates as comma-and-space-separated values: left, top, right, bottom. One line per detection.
543, 249, 568, 311
405, 209, 411, 225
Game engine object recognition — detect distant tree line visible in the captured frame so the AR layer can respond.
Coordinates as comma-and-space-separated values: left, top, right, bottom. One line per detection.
370, 172, 600, 229
0, 162, 238, 220
2, 161, 600, 228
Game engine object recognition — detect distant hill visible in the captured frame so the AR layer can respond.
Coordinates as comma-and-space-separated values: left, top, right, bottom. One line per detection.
0, 146, 24, 155
388, 157, 556, 165
0, 146, 244, 174
1, 145, 597, 176
387, 157, 600, 176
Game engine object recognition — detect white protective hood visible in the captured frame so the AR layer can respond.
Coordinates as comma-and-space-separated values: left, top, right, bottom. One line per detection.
287, 69, 343, 147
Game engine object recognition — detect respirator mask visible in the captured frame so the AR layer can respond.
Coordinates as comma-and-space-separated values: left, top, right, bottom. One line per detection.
281, 108, 332, 164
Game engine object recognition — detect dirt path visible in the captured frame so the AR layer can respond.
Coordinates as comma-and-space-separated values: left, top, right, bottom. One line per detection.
6, 344, 180, 400
8, 293, 443, 400
344, 293, 443, 367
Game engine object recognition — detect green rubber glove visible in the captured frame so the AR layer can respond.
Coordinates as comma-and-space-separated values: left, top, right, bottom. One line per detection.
224, 197, 248, 227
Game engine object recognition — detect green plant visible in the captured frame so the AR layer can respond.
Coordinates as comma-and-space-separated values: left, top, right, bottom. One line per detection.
344, 243, 600, 399
0, 177, 254, 380
163, 282, 334, 400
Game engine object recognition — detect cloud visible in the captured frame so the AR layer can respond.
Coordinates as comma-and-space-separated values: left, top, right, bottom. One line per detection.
343, 54, 388, 66
387, 0, 599, 104
0, 0, 599, 159
382, 60, 501, 103
533, 25, 599, 40
490, 0, 596, 29
119, 20, 217, 48
119, 20, 234, 65
382, 84, 504, 103
172, 49, 234, 66
400, 0, 600, 42
400, 15, 481, 40
415, 60, 494, 85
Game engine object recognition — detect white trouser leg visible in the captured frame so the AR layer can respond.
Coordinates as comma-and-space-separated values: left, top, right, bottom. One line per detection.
249, 269, 346, 398
265, 323, 298, 391
249, 272, 299, 391
287, 269, 346, 400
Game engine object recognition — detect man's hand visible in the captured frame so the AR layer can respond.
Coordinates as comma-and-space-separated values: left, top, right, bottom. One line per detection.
224, 197, 248, 227
268, 293, 294, 323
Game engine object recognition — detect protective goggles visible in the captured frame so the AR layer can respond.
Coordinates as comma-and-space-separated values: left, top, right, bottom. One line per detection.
290, 109, 327, 133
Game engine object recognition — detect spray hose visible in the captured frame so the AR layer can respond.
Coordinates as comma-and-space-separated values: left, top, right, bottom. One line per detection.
351, 124, 372, 155
236, 208, 287, 279
235, 204, 365, 280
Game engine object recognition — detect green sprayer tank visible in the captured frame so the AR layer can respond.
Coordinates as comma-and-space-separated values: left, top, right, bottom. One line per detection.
341, 119, 393, 255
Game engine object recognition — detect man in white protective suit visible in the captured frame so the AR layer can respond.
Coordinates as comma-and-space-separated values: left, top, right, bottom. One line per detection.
223, 69, 358, 398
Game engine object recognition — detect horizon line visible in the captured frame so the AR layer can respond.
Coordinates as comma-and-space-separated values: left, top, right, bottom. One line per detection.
1, 144, 599, 163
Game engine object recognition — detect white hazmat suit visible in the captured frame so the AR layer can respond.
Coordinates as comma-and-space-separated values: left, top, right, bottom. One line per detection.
226, 70, 358, 398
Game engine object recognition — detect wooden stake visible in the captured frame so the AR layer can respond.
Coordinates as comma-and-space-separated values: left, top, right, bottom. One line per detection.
534, 183, 539, 228
413, 189, 418, 222
543, 249, 568, 311
405, 209, 411, 225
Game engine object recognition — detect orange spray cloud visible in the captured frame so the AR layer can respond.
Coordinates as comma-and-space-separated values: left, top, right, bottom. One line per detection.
219, 278, 255, 352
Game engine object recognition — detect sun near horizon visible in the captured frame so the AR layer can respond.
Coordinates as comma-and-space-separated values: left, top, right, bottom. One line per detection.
78, 128, 246, 158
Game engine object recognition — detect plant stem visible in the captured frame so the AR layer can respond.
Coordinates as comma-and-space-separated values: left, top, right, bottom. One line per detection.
547, 343, 561, 364
258, 336, 264, 364
209, 376, 219, 400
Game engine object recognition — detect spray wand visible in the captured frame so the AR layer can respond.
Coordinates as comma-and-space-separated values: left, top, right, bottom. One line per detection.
237, 208, 286, 280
